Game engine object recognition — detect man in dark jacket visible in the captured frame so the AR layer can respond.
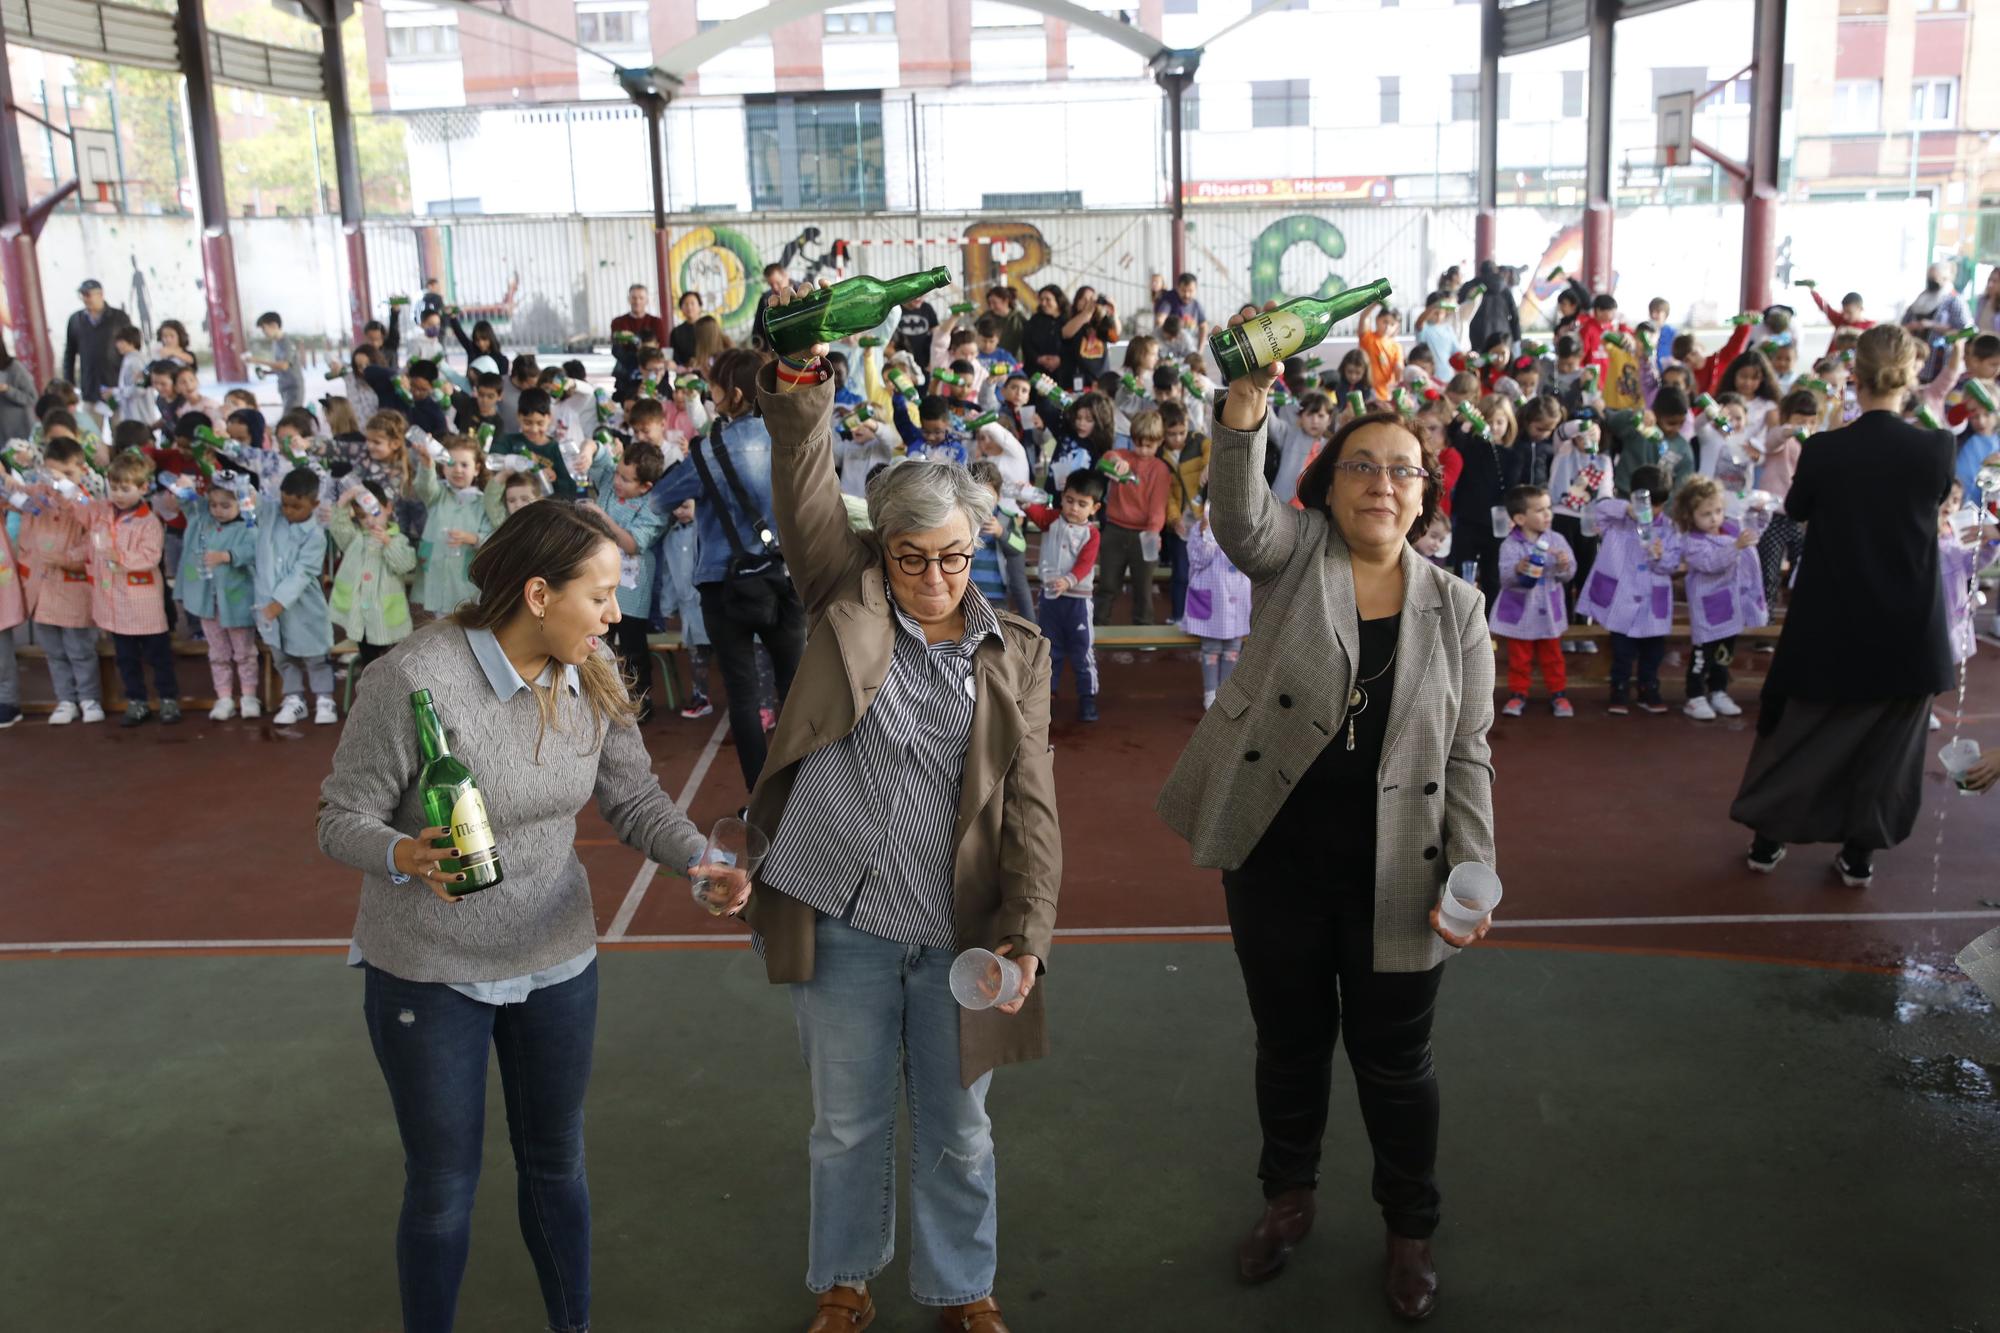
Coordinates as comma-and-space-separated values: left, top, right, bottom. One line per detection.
1462, 261, 1520, 354
62, 279, 131, 408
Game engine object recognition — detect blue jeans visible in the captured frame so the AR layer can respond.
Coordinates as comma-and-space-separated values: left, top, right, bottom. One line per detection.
363, 961, 598, 1333
791, 913, 998, 1306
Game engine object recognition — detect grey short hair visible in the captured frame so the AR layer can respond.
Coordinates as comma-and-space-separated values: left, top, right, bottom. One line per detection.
866, 459, 991, 546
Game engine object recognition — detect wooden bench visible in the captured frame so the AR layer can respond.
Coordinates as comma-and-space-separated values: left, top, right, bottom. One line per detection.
317, 632, 692, 714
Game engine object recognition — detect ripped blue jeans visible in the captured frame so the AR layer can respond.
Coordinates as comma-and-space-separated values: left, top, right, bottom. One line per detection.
791, 911, 998, 1307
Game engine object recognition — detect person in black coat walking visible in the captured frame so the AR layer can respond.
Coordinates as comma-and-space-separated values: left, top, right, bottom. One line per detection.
1462, 262, 1521, 356
62, 279, 131, 409
1731, 324, 1956, 888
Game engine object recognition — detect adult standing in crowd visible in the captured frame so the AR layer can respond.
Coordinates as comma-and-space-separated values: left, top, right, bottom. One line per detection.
1969, 266, 2000, 340
1154, 271, 1210, 344
62, 279, 130, 408
1733, 323, 1956, 887
1463, 261, 1520, 355
670, 288, 705, 369
644, 347, 807, 791
1902, 260, 1970, 382
740, 284, 1059, 1333
611, 282, 670, 347
984, 284, 1028, 359
1158, 307, 1498, 1323
317, 502, 735, 1333
0, 330, 37, 443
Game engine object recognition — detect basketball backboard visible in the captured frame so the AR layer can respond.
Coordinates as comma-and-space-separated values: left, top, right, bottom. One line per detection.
1656, 91, 1694, 169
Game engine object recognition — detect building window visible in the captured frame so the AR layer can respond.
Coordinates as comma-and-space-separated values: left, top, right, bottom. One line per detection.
577, 5, 648, 49
1164, 0, 1200, 11
1451, 74, 1478, 122
1914, 0, 1962, 11
745, 95, 885, 211
1498, 72, 1511, 120
386, 23, 460, 58
1179, 85, 1200, 132
1562, 70, 1583, 118
1250, 79, 1310, 129
824, 9, 896, 35
1910, 77, 1957, 127
1379, 76, 1399, 126
1831, 78, 1881, 133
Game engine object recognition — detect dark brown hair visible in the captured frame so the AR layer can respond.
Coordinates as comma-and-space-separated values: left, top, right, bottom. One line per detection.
1294, 411, 1442, 541
454, 500, 636, 755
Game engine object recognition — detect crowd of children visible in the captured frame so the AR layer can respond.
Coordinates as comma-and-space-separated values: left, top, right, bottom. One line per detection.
1, 263, 1993, 737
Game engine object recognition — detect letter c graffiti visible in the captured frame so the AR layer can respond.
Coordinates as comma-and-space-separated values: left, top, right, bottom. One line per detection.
1250, 215, 1348, 307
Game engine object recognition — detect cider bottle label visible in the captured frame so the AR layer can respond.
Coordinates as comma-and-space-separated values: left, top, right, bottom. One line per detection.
449, 789, 499, 871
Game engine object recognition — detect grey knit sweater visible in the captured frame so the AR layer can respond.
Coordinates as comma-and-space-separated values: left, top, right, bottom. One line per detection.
317, 621, 707, 982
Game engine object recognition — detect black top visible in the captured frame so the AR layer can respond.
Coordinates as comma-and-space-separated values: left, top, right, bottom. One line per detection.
1022, 312, 1067, 377
62, 304, 131, 402
897, 302, 940, 367
1766, 410, 1956, 705
1256, 613, 1401, 869
670, 320, 699, 369
1449, 422, 1505, 538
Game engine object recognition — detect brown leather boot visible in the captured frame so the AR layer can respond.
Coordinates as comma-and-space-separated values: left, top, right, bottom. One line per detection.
1385, 1233, 1438, 1321
1236, 1187, 1316, 1284
806, 1284, 875, 1333
935, 1295, 1010, 1332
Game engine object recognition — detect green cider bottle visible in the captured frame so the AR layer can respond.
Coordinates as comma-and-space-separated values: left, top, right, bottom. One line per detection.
763, 267, 952, 358
1207, 279, 1392, 382
410, 689, 504, 893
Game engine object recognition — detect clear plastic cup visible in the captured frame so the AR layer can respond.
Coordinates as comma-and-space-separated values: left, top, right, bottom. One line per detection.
1438, 862, 1503, 936
1458, 560, 1480, 585
949, 948, 1024, 1011
1939, 739, 1983, 797
690, 816, 769, 915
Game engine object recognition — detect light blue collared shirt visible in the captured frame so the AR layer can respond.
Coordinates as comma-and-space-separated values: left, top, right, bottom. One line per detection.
349, 626, 597, 1005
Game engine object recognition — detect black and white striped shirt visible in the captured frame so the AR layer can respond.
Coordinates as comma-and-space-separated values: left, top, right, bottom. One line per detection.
760, 580, 1001, 950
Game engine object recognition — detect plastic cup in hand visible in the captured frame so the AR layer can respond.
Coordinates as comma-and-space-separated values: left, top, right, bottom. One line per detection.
690, 816, 768, 915
1438, 862, 1503, 937
949, 948, 1024, 1011
1458, 560, 1480, 585
1939, 739, 1983, 797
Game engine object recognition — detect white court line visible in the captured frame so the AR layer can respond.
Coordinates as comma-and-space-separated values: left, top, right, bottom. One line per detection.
604, 717, 730, 941
16, 910, 2000, 955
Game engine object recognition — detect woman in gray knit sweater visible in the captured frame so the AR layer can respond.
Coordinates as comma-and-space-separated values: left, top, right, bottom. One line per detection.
318, 502, 742, 1333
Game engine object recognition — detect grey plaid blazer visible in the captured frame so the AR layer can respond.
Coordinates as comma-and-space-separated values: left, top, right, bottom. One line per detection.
1156, 411, 1498, 973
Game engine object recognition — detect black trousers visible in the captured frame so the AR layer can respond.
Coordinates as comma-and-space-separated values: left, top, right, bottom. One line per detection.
1688, 635, 1736, 700
608, 617, 655, 721
112, 631, 179, 705
1223, 847, 1446, 1240
698, 580, 807, 790
1609, 632, 1666, 703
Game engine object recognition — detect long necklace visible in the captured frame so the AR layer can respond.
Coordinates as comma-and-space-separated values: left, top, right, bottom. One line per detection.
1341, 641, 1398, 752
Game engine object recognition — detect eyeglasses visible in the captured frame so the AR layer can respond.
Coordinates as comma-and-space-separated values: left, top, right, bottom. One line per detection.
1332, 460, 1432, 485
893, 550, 974, 576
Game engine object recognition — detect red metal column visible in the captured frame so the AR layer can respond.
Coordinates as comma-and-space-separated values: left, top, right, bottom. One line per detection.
0, 3, 54, 383
1475, 0, 1500, 268
175, 0, 246, 380
1740, 0, 1787, 311
321, 5, 371, 344
1581, 0, 1615, 294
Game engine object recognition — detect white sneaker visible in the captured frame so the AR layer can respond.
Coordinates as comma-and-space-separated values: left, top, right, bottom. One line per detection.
1202, 690, 1216, 711
314, 696, 340, 726
273, 695, 308, 725
48, 701, 78, 725
1930, 712, 1943, 732
79, 700, 105, 724
1708, 691, 1742, 717
208, 696, 238, 721
1580, 639, 1599, 655
1683, 696, 1717, 721
239, 695, 262, 720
